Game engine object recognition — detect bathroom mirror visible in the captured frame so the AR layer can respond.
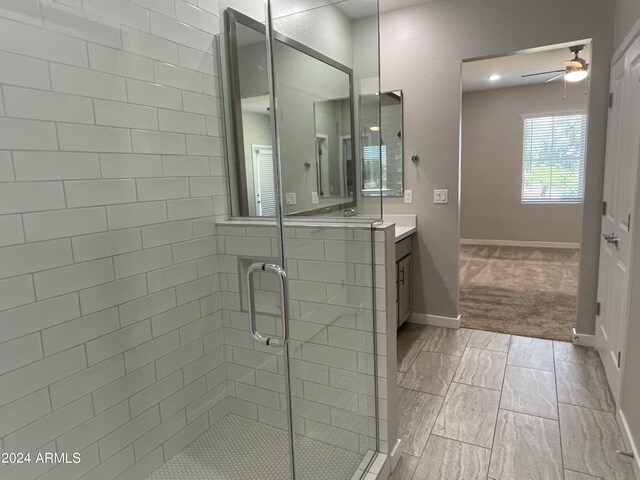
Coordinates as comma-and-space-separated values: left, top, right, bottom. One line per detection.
313, 98, 355, 201
224, 9, 357, 217
362, 90, 404, 196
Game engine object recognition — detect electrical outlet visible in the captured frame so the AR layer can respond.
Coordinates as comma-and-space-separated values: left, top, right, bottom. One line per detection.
404, 189, 413, 204
311, 192, 319, 204
434, 189, 448, 204
286, 193, 297, 205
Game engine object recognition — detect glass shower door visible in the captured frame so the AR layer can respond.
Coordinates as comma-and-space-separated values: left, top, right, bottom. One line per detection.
222, 0, 381, 477
264, 0, 382, 478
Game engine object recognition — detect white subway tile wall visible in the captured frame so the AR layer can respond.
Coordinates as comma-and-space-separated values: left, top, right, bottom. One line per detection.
217, 223, 386, 457
0, 1, 227, 480
0, 2, 393, 479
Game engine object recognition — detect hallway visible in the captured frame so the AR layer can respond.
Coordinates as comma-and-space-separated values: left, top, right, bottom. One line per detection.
394, 324, 635, 479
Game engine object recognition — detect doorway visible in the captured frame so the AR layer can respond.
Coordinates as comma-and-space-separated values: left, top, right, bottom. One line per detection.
252, 144, 276, 216
458, 42, 592, 341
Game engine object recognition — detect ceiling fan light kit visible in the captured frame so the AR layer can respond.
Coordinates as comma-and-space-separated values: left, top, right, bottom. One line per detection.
565, 68, 589, 82
521, 44, 590, 84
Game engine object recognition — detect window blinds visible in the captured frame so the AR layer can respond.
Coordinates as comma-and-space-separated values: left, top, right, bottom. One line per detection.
522, 113, 587, 204
255, 147, 276, 216
362, 145, 387, 190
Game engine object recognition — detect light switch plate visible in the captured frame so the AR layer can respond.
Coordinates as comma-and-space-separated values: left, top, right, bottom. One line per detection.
311, 192, 319, 204
286, 193, 297, 205
404, 189, 413, 204
434, 189, 448, 204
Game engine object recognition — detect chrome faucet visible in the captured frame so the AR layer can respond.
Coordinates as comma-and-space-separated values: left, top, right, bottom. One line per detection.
343, 208, 356, 217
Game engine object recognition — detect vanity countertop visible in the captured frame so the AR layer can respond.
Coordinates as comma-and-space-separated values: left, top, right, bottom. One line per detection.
394, 225, 417, 242
383, 214, 417, 242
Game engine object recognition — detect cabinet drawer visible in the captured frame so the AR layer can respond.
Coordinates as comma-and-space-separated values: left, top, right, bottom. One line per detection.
395, 236, 412, 260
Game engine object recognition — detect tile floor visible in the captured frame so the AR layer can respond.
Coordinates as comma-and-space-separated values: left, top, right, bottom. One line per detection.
393, 324, 636, 480
145, 414, 365, 480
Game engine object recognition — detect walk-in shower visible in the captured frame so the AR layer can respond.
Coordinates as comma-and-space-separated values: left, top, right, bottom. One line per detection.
0, 1, 385, 479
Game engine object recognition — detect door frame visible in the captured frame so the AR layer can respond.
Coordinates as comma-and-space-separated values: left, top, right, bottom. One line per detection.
315, 133, 329, 197
456, 43, 592, 339
339, 134, 351, 196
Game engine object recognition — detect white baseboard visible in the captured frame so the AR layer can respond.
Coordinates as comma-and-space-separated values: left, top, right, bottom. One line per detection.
572, 328, 595, 347
409, 313, 461, 329
389, 439, 402, 472
460, 238, 580, 249
617, 409, 640, 477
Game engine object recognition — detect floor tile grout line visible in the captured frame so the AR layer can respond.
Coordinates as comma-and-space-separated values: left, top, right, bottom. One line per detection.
552, 341, 567, 479
486, 334, 511, 479
428, 433, 493, 452
556, 400, 617, 415
505, 360, 555, 373
395, 383, 446, 398
497, 405, 559, 422
563, 468, 604, 479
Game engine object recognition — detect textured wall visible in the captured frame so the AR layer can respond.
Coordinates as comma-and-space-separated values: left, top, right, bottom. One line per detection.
0, 1, 227, 479
460, 83, 587, 244
380, 0, 615, 335
614, 0, 640, 50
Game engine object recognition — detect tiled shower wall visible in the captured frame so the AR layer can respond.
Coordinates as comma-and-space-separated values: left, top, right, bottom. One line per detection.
0, 1, 228, 479
217, 223, 391, 456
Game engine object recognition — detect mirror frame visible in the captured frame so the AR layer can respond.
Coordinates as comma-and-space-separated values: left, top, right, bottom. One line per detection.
224, 8, 358, 217
361, 90, 404, 197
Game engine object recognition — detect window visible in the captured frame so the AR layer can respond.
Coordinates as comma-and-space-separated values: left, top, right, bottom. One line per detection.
362, 144, 387, 191
522, 113, 587, 204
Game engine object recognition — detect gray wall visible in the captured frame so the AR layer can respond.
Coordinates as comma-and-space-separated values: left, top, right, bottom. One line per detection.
616, 0, 640, 467
379, 0, 615, 331
460, 83, 587, 244
614, 0, 640, 50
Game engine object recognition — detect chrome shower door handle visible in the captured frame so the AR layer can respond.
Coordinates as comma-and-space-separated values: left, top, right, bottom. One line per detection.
246, 263, 289, 347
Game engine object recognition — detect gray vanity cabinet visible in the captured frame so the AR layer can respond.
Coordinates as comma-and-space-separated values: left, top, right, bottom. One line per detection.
396, 236, 413, 327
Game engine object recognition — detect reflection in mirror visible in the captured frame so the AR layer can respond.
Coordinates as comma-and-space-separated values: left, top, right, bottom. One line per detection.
274, 41, 354, 215
224, 12, 272, 217
362, 91, 403, 196
224, 9, 357, 217
313, 98, 354, 200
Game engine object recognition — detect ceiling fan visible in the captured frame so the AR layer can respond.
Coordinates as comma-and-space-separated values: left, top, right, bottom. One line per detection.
521, 45, 589, 83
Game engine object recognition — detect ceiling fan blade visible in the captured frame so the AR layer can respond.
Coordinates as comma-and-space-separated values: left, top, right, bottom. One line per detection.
521, 69, 565, 78
544, 73, 565, 83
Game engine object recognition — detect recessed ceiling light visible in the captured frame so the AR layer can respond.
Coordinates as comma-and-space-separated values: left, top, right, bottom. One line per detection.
370, 126, 380, 132
489, 74, 501, 81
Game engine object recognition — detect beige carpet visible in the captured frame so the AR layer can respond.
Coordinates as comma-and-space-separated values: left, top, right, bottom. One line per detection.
459, 245, 579, 341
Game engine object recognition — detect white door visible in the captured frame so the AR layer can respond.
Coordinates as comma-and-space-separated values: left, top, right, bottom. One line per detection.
596, 35, 640, 403
252, 145, 276, 216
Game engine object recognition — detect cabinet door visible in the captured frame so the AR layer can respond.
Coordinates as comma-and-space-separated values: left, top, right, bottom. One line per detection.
398, 255, 412, 326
